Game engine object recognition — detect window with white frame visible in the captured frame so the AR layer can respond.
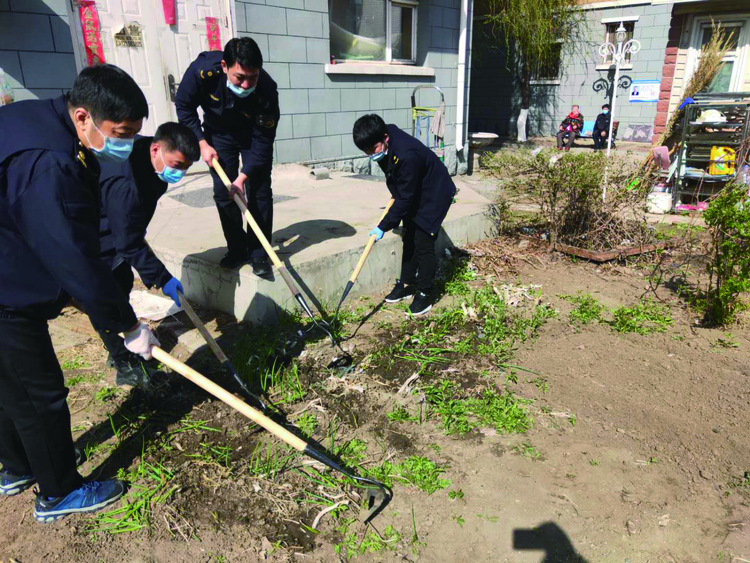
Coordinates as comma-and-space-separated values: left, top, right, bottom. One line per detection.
329, 0, 418, 63
698, 21, 744, 92
602, 21, 635, 64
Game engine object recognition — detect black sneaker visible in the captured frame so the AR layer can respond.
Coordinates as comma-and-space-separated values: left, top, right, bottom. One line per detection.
219, 251, 249, 269
408, 292, 432, 316
251, 257, 272, 277
34, 480, 125, 523
1, 450, 82, 496
385, 280, 416, 303
114, 355, 158, 388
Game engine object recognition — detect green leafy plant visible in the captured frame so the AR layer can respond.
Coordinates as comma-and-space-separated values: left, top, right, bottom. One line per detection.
295, 412, 318, 437
712, 333, 740, 350
95, 387, 118, 403
61, 355, 90, 370
449, 489, 464, 500
387, 406, 419, 424
703, 182, 750, 325
512, 440, 542, 460
610, 299, 673, 335
398, 456, 451, 494
589, 459, 601, 466
452, 515, 465, 527
561, 292, 605, 325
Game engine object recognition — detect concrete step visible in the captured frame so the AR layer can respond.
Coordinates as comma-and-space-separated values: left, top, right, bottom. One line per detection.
148, 166, 494, 323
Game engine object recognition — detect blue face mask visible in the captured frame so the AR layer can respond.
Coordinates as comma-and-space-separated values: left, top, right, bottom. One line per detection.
85, 117, 134, 163
369, 150, 387, 162
156, 149, 186, 184
602, 109, 609, 115
227, 81, 255, 98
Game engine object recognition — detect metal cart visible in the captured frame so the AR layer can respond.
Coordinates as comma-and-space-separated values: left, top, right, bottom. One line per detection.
411, 85, 445, 162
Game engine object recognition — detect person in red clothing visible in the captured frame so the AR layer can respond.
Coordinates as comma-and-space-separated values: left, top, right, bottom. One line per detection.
556, 105, 584, 151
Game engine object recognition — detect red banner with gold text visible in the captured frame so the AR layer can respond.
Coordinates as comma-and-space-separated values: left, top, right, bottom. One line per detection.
206, 17, 222, 51
79, 1, 105, 66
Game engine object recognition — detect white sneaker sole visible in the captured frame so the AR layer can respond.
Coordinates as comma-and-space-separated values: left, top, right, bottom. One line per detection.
34, 491, 124, 523
408, 304, 432, 317
385, 294, 415, 303
0, 477, 35, 496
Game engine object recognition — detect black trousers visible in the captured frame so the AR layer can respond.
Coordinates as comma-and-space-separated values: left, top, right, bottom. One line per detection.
0, 313, 82, 497
204, 128, 273, 260
556, 130, 576, 149
592, 128, 608, 150
401, 220, 438, 293
96, 262, 134, 363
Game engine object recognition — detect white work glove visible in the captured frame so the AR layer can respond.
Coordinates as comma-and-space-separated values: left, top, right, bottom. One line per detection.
123, 322, 160, 360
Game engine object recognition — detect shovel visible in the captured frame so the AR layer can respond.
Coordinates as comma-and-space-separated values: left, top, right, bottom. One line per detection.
177, 292, 267, 411
334, 198, 394, 325
151, 345, 391, 523
212, 160, 350, 366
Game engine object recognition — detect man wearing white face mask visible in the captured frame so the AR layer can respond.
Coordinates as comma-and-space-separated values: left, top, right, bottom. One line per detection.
0, 64, 159, 523
97, 122, 200, 387
175, 38, 280, 275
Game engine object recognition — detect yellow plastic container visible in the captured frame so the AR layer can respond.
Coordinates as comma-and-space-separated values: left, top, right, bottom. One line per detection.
709, 146, 736, 176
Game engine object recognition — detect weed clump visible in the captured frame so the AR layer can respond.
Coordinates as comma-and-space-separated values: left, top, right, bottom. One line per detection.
561, 292, 605, 326
610, 299, 673, 335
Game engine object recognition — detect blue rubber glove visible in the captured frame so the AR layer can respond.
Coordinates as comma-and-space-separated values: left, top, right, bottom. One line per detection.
369, 227, 384, 241
162, 277, 183, 306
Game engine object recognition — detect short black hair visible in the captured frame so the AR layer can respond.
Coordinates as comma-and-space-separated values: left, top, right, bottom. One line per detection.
66, 64, 149, 123
602, 103, 610, 110
154, 122, 200, 162
223, 37, 263, 70
353, 114, 388, 152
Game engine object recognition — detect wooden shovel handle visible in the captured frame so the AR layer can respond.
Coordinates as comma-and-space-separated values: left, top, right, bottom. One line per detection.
151, 346, 307, 452
179, 297, 228, 364
211, 159, 284, 271
349, 198, 395, 284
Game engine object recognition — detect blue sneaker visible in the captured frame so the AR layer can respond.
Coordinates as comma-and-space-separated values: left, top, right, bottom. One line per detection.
33, 480, 125, 523
0, 471, 36, 496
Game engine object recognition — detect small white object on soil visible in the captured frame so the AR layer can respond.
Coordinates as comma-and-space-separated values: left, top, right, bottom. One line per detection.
129, 290, 182, 321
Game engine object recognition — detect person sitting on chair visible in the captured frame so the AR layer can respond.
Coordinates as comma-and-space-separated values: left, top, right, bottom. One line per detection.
556, 105, 584, 151
592, 104, 611, 151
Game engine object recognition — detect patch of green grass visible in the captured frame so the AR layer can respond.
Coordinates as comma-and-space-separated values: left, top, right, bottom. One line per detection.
247, 442, 295, 478
512, 440, 542, 460
449, 489, 464, 500
67, 371, 103, 387
61, 356, 90, 370
441, 258, 476, 296
169, 417, 221, 436
88, 458, 178, 534
610, 299, 673, 335
335, 525, 401, 559
476, 513, 500, 523
397, 456, 451, 494
335, 438, 368, 466
423, 379, 533, 436
561, 292, 605, 326
387, 406, 419, 424
186, 442, 234, 469
531, 377, 548, 393
452, 515, 465, 527
712, 333, 740, 350
295, 412, 318, 437
95, 387, 118, 403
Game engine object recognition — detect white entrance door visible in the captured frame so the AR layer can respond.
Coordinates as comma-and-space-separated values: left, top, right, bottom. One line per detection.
67, 0, 232, 138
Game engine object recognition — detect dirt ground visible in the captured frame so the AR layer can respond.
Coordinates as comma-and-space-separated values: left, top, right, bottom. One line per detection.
3, 235, 750, 563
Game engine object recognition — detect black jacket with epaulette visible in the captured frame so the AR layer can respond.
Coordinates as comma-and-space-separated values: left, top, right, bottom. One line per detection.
0, 96, 137, 332
376, 125, 456, 237
175, 51, 279, 176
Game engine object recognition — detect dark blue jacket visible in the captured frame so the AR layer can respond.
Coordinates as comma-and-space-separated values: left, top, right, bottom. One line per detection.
377, 125, 456, 236
175, 51, 279, 178
0, 96, 137, 332
99, 137, 172, 289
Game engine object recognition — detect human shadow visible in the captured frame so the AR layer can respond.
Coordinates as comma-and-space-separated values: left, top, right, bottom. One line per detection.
273, 219, 357, 261
513, 522, 590, 563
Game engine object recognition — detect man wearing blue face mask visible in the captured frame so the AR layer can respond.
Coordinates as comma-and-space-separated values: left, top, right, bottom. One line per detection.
0, 64, 160, 523
175, 38, 280, 275
97, 122, 200, 387
352, 114, 456, 316
593, 104, 611, 151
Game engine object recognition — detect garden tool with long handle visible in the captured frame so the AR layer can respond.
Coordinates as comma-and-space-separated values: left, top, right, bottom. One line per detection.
333, 198, 395, 325
211, 160, 349, 365
151, 346, 391, 523
178, 292, 267, 411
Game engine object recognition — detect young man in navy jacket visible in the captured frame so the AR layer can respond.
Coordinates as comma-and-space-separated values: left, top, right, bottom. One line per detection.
352, 114, 456, 316
98, 122, 199, 387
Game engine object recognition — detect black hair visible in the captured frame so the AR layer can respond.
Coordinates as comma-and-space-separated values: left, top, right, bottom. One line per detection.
223, 37, 263, 70
154, 122, 200, 162
66, 64, 148, 122
602, 103, 610, 110
352, 114, 388, 152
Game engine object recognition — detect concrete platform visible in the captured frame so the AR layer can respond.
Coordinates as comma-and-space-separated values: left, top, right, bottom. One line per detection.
148, 165, 493, 323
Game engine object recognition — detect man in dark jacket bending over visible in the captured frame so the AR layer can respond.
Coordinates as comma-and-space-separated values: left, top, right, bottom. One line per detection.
352, 114, 456, 316
98, 122, 200, 387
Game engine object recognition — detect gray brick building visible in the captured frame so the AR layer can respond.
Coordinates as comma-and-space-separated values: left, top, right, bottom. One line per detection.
469, 0, 750, 143
1, 0, 473, 174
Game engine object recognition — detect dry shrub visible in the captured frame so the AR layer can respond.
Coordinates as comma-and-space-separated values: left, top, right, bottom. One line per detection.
482, 148, 658, 251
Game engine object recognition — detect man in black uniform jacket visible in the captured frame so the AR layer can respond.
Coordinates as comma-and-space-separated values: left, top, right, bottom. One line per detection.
592, 103, 611, 151
175, 37, 280, 275
98, 122, 200, 387
0, 65, 159, 523
352, 114, 456, 316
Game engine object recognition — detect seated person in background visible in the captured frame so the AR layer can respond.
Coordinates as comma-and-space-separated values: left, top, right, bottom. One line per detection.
556, 105, 584, 151
592, 104, 611, 151
97, 122, 200, 387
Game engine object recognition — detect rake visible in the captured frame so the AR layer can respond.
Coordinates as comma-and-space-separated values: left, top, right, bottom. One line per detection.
211, 160, 350, 366
333, 198, 394, 326
151, 346, 392, 523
